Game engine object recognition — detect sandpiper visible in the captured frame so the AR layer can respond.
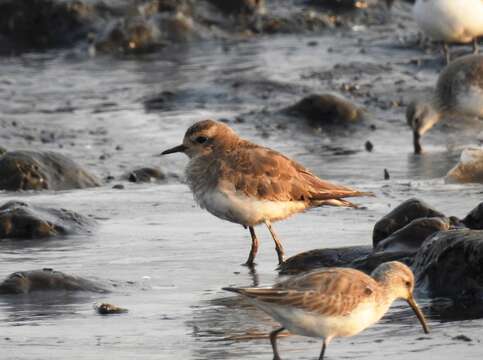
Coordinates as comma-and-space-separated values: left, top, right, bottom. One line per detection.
412, 0, 483, 63
161, 120, 371, 266
407, 54, 483, 153
224, 261, 430, 360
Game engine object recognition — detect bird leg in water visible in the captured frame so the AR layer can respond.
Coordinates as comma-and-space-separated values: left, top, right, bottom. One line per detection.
442, 42, 451, 64
319, 341, 327, 360
244, 226, 259, 267
473, 38, 479, 54
265, 221, 285, 264
270, 327, 285, 360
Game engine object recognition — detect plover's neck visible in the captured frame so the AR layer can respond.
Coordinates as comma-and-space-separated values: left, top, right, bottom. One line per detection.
185, 154, 219, 195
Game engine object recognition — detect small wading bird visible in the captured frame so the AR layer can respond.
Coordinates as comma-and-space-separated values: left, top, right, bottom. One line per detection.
224, 261, 430, 360
411, 0, 483, 63
407, 54, 483, 153
161, 120, 372, 266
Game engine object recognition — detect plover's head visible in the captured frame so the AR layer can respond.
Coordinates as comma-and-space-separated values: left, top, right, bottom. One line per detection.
372, 261, 430, 334
406, 100, 442, 154
161, 119, 238, 158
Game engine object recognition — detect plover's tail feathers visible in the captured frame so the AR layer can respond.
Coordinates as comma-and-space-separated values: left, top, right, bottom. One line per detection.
299, 170, 374, 202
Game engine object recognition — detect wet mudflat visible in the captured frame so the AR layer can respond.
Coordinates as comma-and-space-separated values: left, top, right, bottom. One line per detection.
1, 2, 483, 359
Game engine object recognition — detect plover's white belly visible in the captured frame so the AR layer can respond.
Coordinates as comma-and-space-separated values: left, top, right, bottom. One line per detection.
195, 188, 307, 226
255, 301, 387, 339
456, 85, 483, 117
413, 0, 483, 42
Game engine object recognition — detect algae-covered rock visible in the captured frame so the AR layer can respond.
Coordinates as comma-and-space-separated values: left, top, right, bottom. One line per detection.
0, 268, 106, 294
286, 94, 364, 128
278, 246, 372, 274
0, 201, 94, 239
412, 230, 483, 299
0, 150, 100, 191
372, 198, 445, 246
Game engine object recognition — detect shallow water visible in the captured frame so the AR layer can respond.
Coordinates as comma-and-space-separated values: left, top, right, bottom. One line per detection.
1, 3, 483, 359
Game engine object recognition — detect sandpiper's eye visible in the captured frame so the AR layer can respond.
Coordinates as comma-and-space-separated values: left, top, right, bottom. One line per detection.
195, 136, 208, 144
405, 281, 411, 288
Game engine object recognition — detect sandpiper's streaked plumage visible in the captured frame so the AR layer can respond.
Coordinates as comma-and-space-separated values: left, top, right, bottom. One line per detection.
161, 120, 372, 266
407, 54, 483, 153
412, 0, 483, 63
224, 261, 430, 360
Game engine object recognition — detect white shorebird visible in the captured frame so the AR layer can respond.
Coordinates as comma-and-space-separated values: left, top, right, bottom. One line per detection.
224, 261, 429, 360
412, 0, 483, 63
161, 120, 372, 266
407, 54, 483, 153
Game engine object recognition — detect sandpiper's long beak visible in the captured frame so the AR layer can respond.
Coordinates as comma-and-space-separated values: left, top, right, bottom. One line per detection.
161, 144, 186, 155
407, 296, 430, 334
413, 130, 422, 154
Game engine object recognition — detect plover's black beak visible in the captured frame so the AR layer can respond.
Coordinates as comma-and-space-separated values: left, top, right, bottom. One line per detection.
161, 144, 186, 155
413, 130, 422, 154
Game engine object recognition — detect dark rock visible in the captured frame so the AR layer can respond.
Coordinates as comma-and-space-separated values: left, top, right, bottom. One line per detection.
0, 150, 100, 191
365, 140, 373, 152
374, 217, 450, 253
94, 8, 198, 54
452, 335, 472, 342
0, 269, 106, 294
112, 184, 125, 189
94, 303, 128, 315
285, 94, 364, 128
412, 230, 483, 299
0, 0, 94, 53
157, 0, 188, 13
0, 201, 94, 239
463, 202, 483, 230
124, 167, 166, 183
143, 91, 176, 111
383, 168, 390, 180
278, 246, 372, 275
350, 251, 413, 274
373, 198, 446, 247
307, 0, 370, 10
207, 0, 264, 15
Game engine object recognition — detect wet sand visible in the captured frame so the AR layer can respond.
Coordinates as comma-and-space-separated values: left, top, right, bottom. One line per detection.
1, 2, 483, 359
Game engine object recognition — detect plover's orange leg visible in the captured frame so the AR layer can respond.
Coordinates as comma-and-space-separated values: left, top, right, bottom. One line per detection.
269, 327, 285, 360
244, 226, 259, 267
265, 220, 285, 264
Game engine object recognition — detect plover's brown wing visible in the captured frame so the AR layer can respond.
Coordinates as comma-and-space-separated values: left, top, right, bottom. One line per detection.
224, 268, 378, 316
219, 141, 371, 203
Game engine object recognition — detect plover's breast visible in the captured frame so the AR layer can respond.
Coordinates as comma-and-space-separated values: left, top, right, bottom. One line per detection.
413, 0, 483, 42
194, 187, 307, 226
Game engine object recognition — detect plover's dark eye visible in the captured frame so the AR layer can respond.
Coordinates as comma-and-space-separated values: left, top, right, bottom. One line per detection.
195, 136, 208, 144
